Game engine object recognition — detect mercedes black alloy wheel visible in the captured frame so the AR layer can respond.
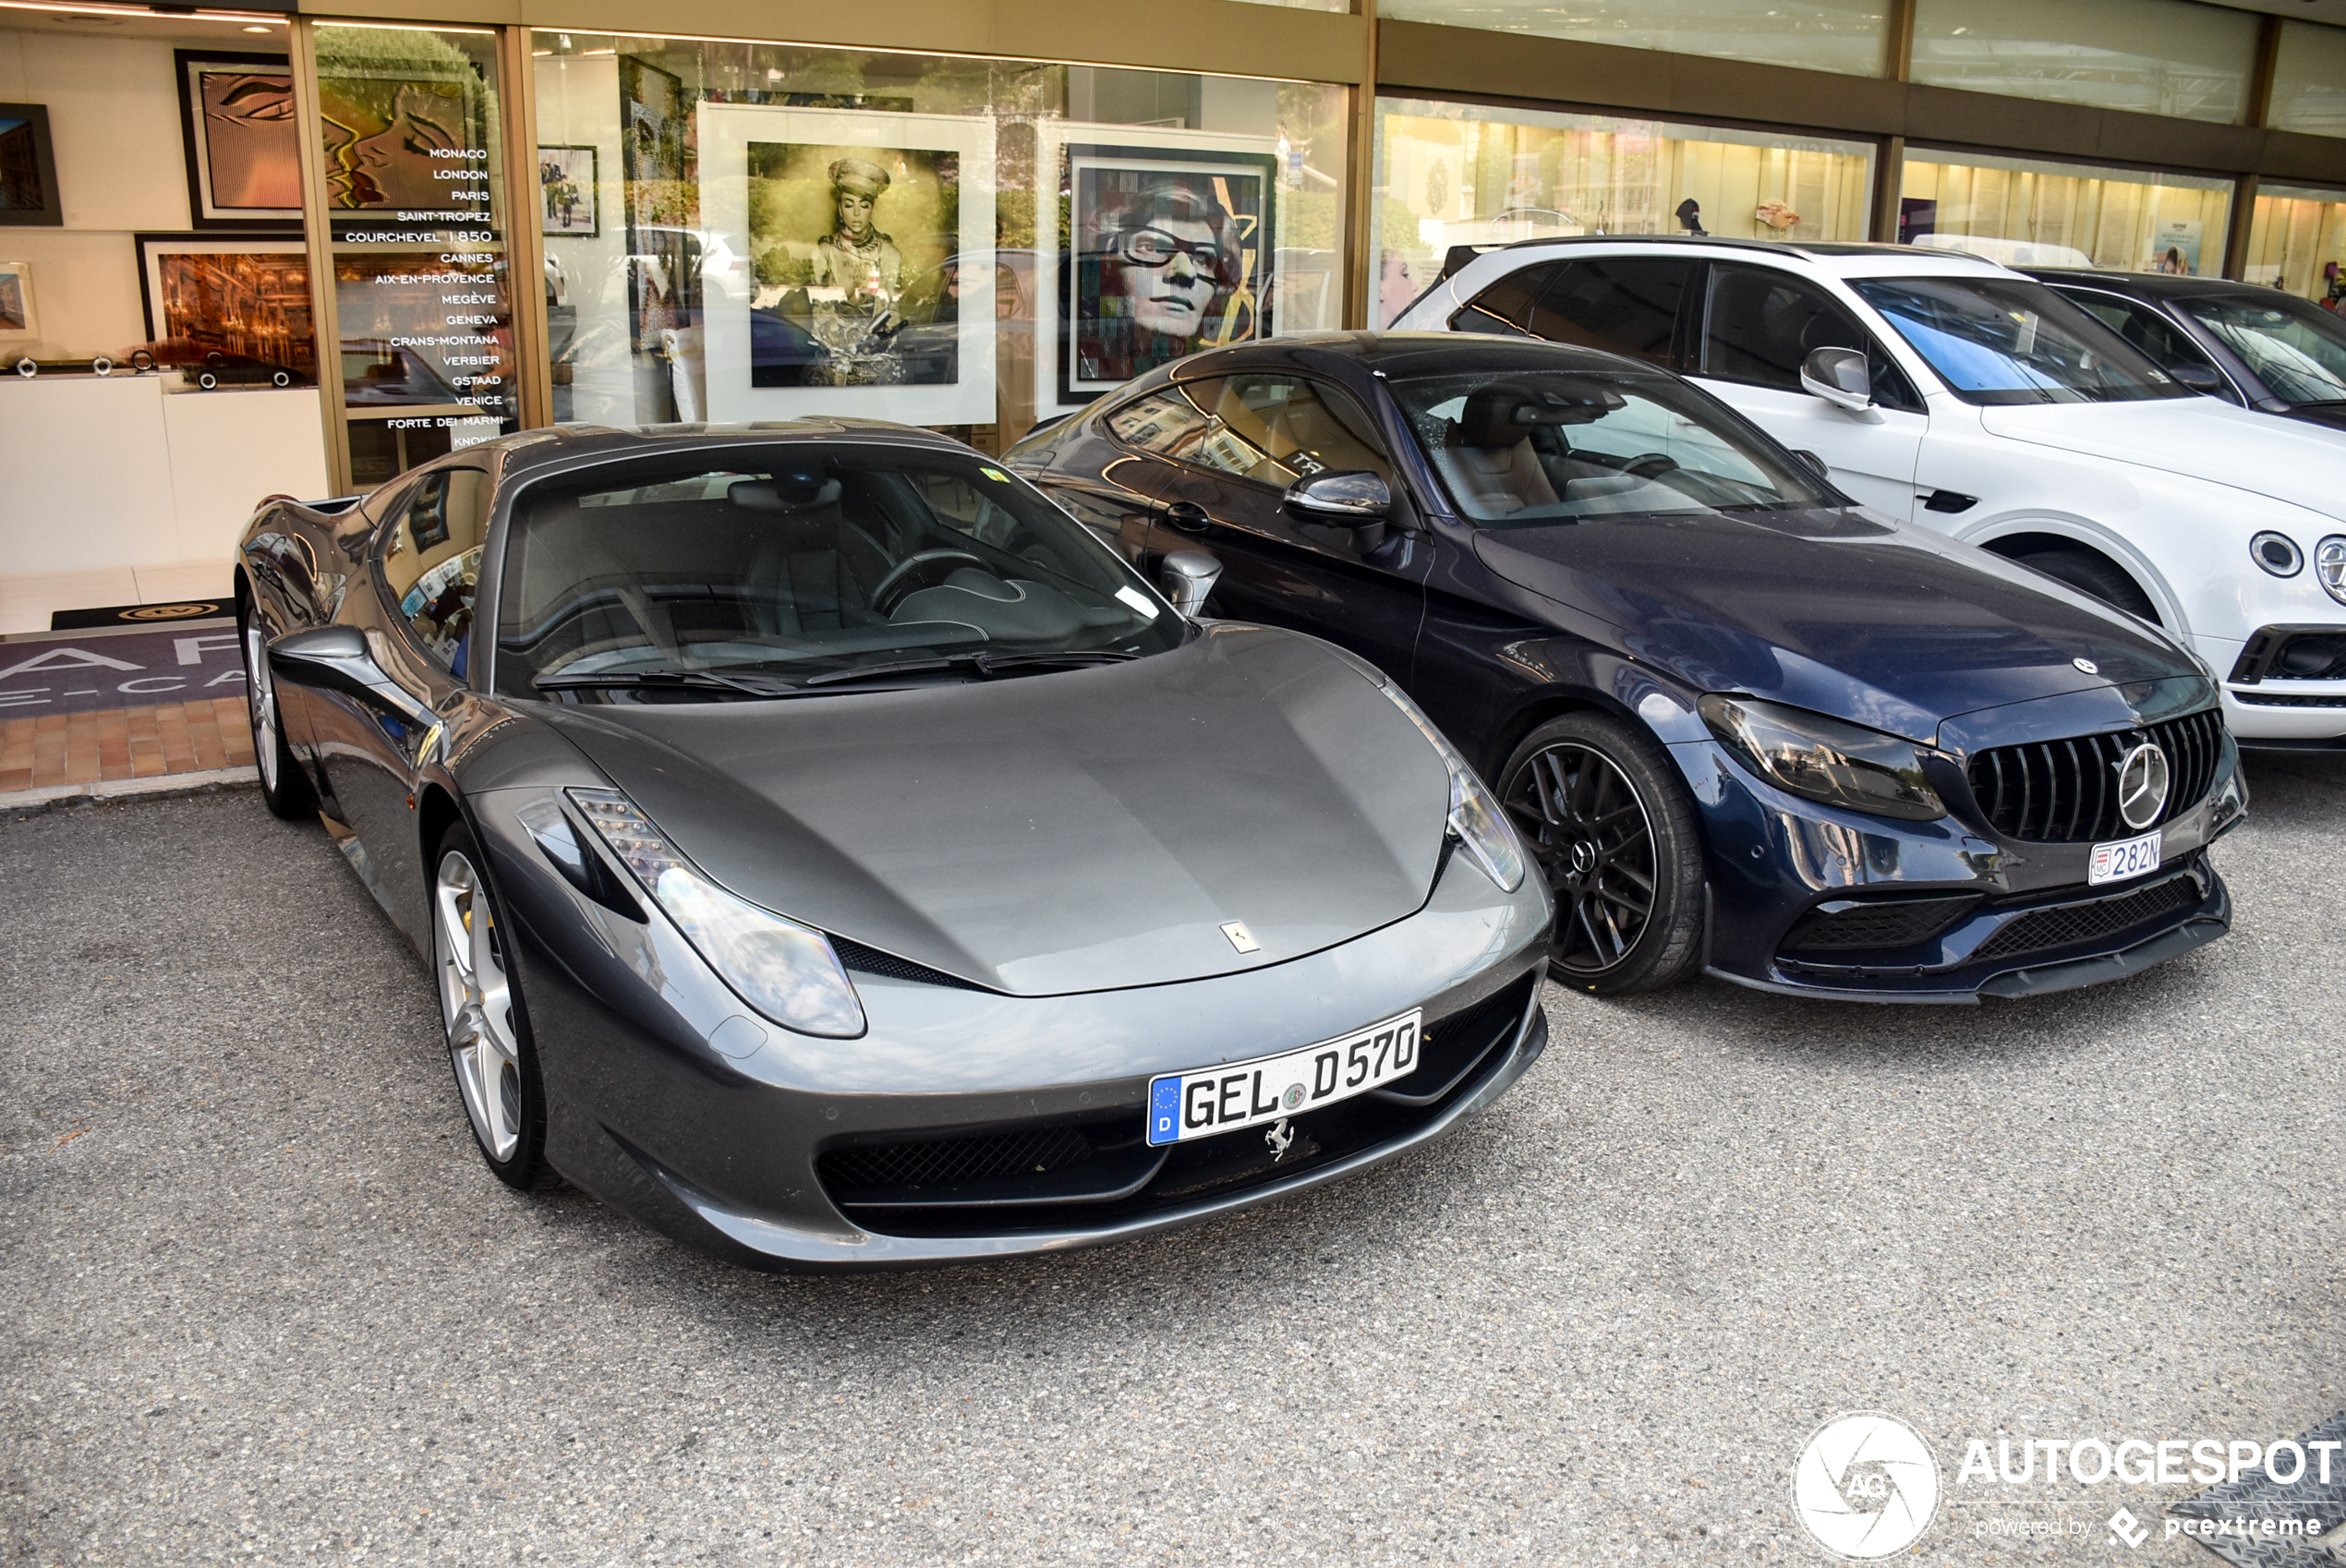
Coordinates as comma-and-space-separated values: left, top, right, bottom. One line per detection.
1497, 711, 1705, 995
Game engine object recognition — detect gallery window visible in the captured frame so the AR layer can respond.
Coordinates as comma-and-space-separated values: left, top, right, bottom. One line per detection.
2270, 21, 2346, 141
529, 33, 1349, 452
1909, 0, 2258, 125
1372, 99, 1874, 325
1897, 151, 2232, 274
2243, 186, 2346, 304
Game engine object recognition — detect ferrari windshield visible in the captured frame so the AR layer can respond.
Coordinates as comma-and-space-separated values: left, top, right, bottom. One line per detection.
2174, 292, 2346, 406
1390, 369, 1837, 525
495, 444, 1180, 700
1851, 276, 2191, 405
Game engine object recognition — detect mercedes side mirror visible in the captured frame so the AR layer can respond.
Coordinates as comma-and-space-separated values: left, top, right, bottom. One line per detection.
1283, 470, 1393, 551
1790, 449, 1831, 479
269, 625, 433, 722
1160, 550, 1222, 619
1800, 346, 1876, 414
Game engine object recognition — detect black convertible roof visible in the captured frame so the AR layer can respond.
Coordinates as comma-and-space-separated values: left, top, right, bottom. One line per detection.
2020, 266, 2295, 302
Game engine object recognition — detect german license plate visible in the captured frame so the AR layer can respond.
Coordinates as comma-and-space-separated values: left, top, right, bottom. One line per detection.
1145, 1009, 1423, 1147
2088, 828, 2162, 886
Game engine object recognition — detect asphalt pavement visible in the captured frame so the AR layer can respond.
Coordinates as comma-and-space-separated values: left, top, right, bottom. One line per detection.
2, 755, 2342, 1567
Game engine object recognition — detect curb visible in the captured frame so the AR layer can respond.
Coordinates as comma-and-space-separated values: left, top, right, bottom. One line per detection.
0, 766, 260, 819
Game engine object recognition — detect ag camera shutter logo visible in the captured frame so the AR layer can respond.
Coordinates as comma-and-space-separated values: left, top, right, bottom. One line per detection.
1793, 1412, 1941, 1558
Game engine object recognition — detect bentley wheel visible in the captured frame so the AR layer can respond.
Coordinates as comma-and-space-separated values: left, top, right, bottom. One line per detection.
1497, 712, 1705, 995
238, 597, 312, 819
432, 824, 551, 1188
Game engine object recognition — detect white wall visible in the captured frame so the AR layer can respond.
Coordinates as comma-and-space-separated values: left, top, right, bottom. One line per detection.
0, 29, 196, 358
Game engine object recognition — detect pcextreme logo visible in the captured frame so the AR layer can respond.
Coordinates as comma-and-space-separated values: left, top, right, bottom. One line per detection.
1793, 1412, 1942, 1559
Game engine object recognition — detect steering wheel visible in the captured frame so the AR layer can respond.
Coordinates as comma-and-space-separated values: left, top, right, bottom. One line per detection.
1624, 452, 1681, 479
871, 549, 993, 616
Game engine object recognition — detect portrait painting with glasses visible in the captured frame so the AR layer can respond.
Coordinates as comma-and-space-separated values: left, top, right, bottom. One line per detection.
1067, 157, 1270, 399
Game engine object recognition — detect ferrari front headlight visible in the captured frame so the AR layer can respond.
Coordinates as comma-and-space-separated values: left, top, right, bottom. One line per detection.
1374, 678, 1527, 893
567, 788, 865, 1038
1699, 694, 1946, 822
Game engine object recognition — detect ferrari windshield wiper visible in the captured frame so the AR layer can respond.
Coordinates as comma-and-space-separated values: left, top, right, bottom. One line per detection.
797, 649, 1136, 688
533, 669, 785, 698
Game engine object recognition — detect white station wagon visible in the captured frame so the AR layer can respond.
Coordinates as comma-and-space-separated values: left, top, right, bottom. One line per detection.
1392, 236, 2346, 750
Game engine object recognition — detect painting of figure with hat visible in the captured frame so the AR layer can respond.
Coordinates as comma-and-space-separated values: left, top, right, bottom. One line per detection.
747, 140, 957, 386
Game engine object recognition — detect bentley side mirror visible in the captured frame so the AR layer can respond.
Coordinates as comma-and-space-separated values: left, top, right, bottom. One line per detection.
1283, 470, 1393, 551
269, 625, 433, 723
1159, 550, 1222, 619
1800, 346, 1876, 414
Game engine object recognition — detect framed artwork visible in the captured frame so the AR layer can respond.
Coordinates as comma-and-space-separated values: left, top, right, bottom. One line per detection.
538, 145, 599, 237
698, 102, 997, 425
0, 261, 33, 338
1037, 123, 1276, 409
315, 44, 493, 223
0, 103, 65, 227
620, 54, 694, 353
175, 52, 300, 229
135, 235, 314, 383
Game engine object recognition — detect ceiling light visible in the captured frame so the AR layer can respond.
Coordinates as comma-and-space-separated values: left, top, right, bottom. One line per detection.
241, 21, 269, 30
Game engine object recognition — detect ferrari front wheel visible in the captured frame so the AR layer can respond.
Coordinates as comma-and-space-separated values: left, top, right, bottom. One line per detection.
432, 823, 552, 1189
238, 598, 312, 819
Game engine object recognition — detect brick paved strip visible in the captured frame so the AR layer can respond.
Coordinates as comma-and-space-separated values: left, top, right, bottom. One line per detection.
0, 699, 257, 792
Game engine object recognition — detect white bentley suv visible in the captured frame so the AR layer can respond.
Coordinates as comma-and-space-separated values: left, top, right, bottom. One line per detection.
1392, 236, 2346, 749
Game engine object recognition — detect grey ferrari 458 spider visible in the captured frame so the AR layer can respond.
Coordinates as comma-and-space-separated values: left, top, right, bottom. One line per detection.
233, 422, 1554, 1270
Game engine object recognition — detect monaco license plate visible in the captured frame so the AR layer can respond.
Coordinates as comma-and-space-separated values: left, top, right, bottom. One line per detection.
2088, 828, 2163, 886
1145, 1009, 1423, 1148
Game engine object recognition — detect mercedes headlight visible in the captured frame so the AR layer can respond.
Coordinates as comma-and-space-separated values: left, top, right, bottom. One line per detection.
1374, 678, 1526, 893
568, 788, 865, 1038
1699, 695, 1947, 822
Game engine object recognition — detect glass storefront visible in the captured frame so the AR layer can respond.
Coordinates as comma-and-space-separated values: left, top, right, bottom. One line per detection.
1375, 0, 1892, 78
529, 33, 1348, 452
1910, 0, 2257, 124
313, 23, 521, 488
1372, 99, 1875, 326
1898, 151, 2231, 273
2243, 184, 2346, 304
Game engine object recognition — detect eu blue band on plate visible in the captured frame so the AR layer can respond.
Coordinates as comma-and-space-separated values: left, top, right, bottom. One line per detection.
1148, 1077, 1181, 1146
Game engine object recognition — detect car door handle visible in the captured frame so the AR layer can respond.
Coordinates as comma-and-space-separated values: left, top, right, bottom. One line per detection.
1161, 501, 1211, 533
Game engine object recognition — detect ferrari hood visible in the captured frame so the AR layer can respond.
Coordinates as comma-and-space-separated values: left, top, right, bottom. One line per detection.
1977, 397, 2346, 521
531, 624, 1451, 997
1472, 509, 2194, 743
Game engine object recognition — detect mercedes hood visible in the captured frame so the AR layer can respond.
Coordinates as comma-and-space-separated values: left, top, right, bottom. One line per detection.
1471, 508, 2196, 743
530, 624, 1451, 997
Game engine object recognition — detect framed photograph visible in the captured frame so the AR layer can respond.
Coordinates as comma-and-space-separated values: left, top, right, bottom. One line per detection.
0, 260, 33, 338
1037, 124, 1277, 409
620, 54, 694, 353
315, 50, 493, 223
0, 103, 65, 228
698, 102, 997, 426
538, 145, 599, 237
135, 235, 314, 384
175, 52, 299, 229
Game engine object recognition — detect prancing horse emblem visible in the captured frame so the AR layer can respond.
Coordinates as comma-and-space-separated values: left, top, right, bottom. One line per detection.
1264, 1117, 1294, 1161
1220, 921, 1259, 954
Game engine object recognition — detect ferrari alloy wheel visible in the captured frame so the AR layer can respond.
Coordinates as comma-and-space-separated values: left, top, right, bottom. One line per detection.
239, 600, 312, 819
432, 826, 550, 1188
1497, 712, 1705, 995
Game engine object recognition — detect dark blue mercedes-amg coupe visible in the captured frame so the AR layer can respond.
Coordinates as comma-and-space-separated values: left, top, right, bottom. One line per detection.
1007, 332, 2249, 1003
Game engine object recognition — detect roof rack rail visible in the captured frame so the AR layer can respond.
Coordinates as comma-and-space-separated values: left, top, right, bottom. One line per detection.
1432, 233, 2001, 282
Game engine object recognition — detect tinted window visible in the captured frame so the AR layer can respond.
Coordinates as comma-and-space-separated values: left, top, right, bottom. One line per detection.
1851, 276, 2191, 404
2174, 292, 2346, 406
1702, 263, 1923, 412
1450, 263, 1555, 337
381, 466, 490, 675
1524, 258, 1690, 366
495, 446, 1180, 699
1391, 368, 1833, 525
1110, 374, 1394, 488
2059, 290, 2221, 380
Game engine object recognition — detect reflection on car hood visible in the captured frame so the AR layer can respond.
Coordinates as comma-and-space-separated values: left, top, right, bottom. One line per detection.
533, 625, 1450, 996
1977, 397, 2346, 518
1471, 509, 2195, 742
